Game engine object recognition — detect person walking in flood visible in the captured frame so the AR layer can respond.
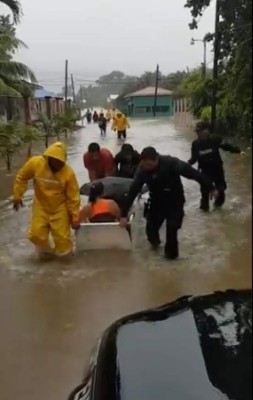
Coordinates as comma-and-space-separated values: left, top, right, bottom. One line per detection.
112, 112, 130, 140
83, 143, 114, 182
114, 144, 141, 178
106, 109, 112, 123
98, 113, 107, 137
86, 109, 92, 124
79, 182, 121, 223
13, 142, 80, 257
120, 147, 217, 260
93, 111, 99, 124
188, 121, 244, 211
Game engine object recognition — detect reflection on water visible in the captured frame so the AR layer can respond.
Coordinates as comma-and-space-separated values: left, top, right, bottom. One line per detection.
0, 119, 251, 400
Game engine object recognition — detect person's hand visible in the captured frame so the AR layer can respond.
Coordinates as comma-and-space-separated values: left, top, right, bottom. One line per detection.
210, 189, 219, 200
13, 199, 23, 211
120, 217, 128, 228
71, 219, 81, 231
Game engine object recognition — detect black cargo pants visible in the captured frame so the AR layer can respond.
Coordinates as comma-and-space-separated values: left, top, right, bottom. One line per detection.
200, 169, 227, 211
145, 201, 184, 260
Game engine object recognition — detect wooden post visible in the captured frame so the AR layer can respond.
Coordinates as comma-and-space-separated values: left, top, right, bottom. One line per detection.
23, 96, 32, 125
45, 96, 52, 120
71, 73, 76, 104
23, 96, 33, 158
153, 64, 159, 117
6, 96, 13, 120
211, 0, 221, 131
64, 59, 69, 112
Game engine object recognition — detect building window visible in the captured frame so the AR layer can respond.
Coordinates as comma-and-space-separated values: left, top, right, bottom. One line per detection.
135, 107, 151, 113
153, 106, 170, 113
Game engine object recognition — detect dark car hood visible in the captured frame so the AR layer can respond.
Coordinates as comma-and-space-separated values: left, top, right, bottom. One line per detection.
68, 290, 252, 400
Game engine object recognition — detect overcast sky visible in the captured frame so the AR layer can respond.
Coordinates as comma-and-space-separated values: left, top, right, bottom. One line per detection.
4, 0, 215, 89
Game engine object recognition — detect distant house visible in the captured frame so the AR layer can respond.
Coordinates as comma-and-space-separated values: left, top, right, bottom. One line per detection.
124, 86, 173, 117
107, 94, 119, 108
31, 88, 64, 121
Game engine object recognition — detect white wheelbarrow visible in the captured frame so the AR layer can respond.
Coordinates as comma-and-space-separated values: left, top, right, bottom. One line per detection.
75, 214, 134, 252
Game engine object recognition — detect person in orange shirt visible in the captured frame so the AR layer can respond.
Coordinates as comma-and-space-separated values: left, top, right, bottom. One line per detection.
79, 182, 121, 223
83, 143, 114, 181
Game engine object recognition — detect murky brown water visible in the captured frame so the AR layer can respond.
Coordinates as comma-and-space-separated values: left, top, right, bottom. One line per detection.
0, 119, 252, 400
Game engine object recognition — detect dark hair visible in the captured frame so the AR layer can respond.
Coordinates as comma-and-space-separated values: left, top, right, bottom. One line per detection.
88, 143, 100, 153
140, 147, 158, 161
89, 182, 104, 204
121, 144, 134, 154
195, 121, 211, 133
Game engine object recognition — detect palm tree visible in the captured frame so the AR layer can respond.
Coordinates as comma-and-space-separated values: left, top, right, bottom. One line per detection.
0, 17, 37, 95
0, 1, 22, 24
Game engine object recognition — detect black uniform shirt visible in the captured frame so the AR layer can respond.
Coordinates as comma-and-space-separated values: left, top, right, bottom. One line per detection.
188, 135, 241, 173
121, 155, 214, 217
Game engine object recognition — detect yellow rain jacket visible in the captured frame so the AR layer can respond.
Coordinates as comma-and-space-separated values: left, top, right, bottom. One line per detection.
13, 142, 80, 256
112, 114, 130, 131
106, 110, 112, 120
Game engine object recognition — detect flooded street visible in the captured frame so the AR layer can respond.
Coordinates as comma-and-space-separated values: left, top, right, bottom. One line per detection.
0, 119, 252, 400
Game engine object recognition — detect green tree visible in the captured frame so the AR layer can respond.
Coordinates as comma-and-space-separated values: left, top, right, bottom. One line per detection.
35, 112, 55, 148
179, 68, 213, 118
185, 0, 252, 136
0, 120, 23, 170
0, 0, 21, 24
0, 12, 37, 96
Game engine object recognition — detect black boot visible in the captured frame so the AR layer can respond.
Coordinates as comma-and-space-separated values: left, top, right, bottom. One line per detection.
214, 191, 226, 208
200, 197, 210, 212
165, 228, 179, 260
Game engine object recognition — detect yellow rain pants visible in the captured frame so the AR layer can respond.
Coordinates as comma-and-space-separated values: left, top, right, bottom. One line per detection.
13, 142, 80, 256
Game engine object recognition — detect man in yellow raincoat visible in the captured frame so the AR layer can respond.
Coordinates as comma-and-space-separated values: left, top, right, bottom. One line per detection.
112, 112, 130, 140
13, 142, 80, 257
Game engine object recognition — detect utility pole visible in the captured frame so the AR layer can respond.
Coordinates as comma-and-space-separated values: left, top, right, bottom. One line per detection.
203, 39, 207, 79
64, 59, 69, 111
79, 85, 83, 104
211, 0, 221, 132
191, 38, 207, 79
153, 64, 159, 117
71, 73, 76, 104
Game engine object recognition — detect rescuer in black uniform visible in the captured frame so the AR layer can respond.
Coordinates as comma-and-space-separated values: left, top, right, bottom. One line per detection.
120, 147, 217, 260
188, 121, 243, 211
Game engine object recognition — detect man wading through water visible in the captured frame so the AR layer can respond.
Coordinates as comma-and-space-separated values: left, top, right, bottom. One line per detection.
188, 121, 244, 212
120, 147, 217, 260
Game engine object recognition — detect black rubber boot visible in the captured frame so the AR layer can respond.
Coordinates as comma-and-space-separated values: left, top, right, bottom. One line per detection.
200, 197, 210, 212
165, 228, 179, 260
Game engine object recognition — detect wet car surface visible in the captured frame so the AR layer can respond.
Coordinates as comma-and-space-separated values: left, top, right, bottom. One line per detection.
69, 290, 252, 400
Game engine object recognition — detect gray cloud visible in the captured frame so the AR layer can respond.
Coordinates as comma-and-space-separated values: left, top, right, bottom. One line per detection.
14, 0, 215, 89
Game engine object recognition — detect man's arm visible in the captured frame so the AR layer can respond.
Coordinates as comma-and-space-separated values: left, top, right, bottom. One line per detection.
219, 140, 241, 154
104, 151, 114, 176
174, 158, 214, 191
13, 157, 37, 201
188, 142, 198, 165
113, 154, 120, 176
121, 173, 146, 217
65, 171, 81, 224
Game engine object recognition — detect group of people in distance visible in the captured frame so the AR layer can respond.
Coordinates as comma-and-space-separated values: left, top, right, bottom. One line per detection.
86, 108, 130, 139
12, 120, 244, 260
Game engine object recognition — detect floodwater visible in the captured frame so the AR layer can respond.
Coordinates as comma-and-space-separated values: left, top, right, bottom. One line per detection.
0, 119, 252, 400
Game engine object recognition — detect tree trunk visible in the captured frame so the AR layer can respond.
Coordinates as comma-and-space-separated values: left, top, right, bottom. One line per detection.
6, 152, 11, 172
45, 135, 49, 148
27, 143, 32, 158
